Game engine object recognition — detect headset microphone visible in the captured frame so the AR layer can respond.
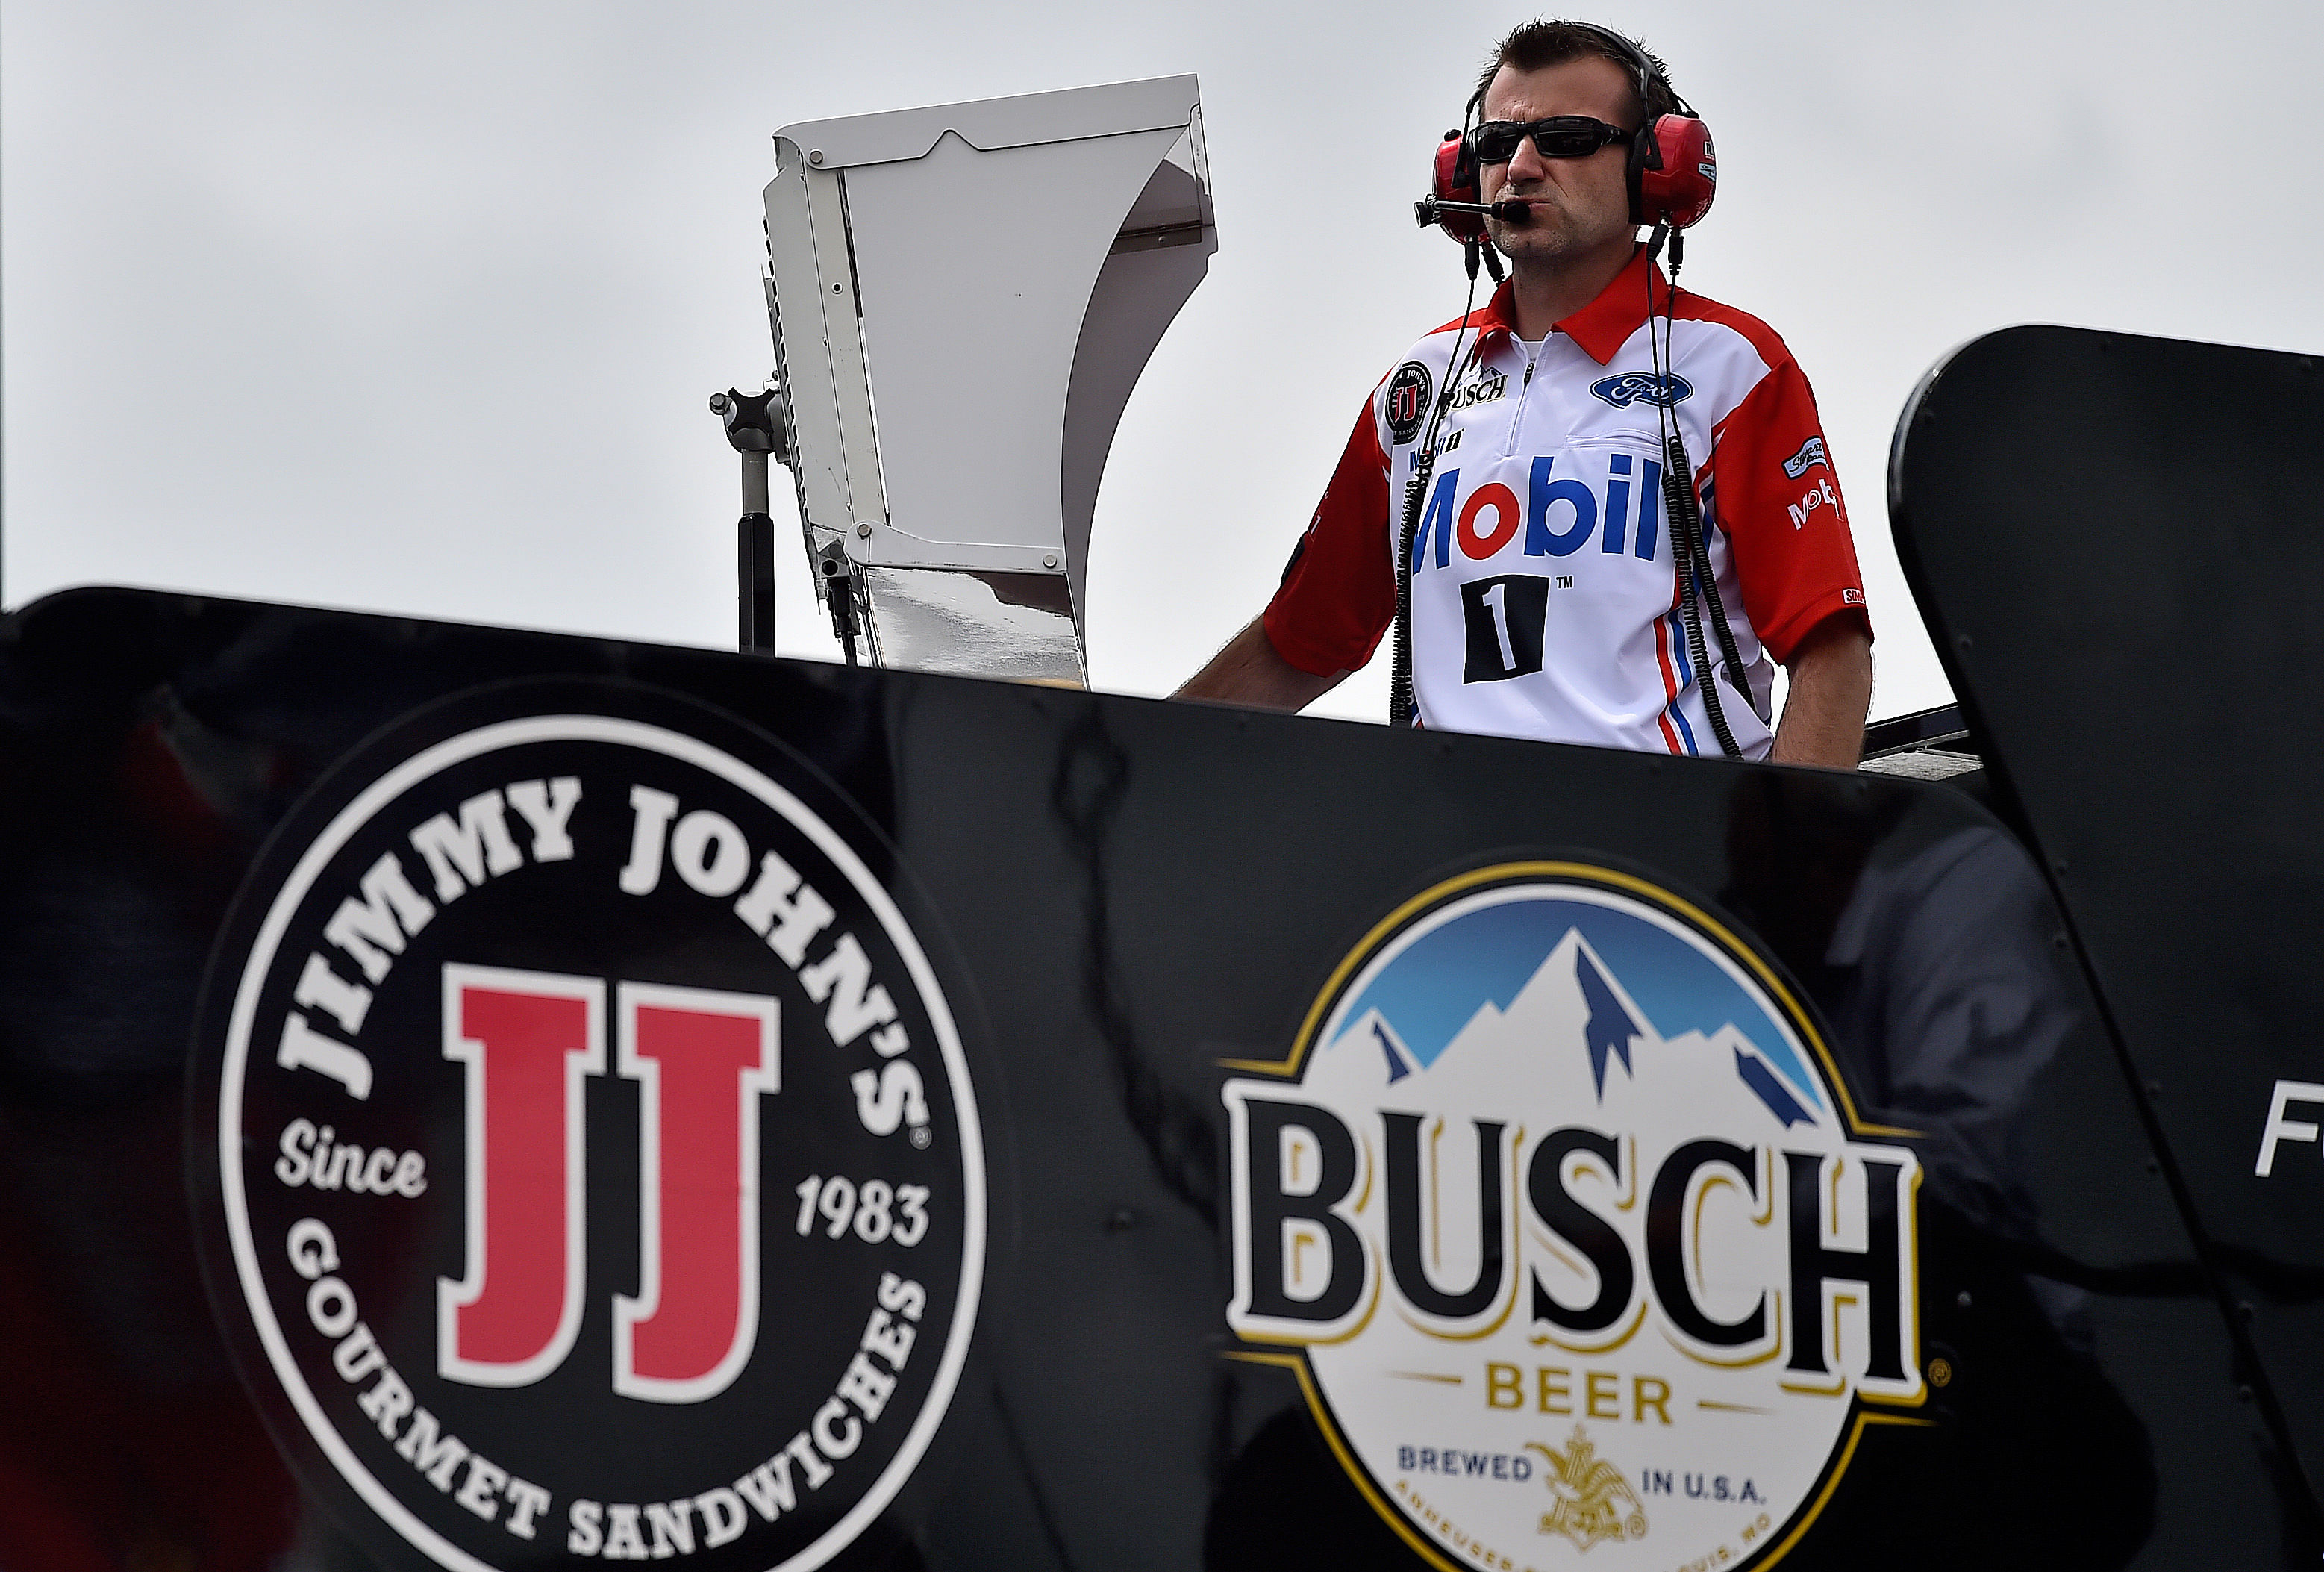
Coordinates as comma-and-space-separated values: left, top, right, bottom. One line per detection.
1412, 196, 1533, 228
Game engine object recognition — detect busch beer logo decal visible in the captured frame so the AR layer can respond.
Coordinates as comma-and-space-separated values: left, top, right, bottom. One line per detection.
1222, 864, 1922, 1572
195, 692, 984, 1572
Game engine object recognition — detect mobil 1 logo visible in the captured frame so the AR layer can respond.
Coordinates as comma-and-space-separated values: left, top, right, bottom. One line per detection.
1460, 575, 1549, 684
191, 685, 985, 1572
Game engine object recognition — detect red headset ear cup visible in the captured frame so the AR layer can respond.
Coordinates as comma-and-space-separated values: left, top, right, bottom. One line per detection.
1431, 130, 1486, 242
1639, 115, 1716, 229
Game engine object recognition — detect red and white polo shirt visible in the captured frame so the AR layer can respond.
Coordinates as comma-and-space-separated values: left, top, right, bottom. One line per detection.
1263, 245, 1869, 758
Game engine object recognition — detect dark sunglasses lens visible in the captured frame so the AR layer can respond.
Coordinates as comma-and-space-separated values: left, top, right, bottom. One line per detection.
1472, 119, 1618, 163
1472, 123, 1525, 163
1531, 126, 1611, 158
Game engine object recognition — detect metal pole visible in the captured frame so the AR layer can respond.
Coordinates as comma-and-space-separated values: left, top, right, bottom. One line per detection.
711, 389, 787, 655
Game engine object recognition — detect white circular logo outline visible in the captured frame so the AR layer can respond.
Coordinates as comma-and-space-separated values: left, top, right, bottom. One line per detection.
216, 714, 987, 1572
1250, 862, 1919, 1572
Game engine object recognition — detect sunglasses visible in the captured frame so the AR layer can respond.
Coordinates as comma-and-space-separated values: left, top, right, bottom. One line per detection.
1469, 116, 1631, 164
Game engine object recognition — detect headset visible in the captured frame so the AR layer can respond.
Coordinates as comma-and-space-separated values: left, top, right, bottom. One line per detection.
1418, 22, 1717, 243
1396, 24, 1752, 756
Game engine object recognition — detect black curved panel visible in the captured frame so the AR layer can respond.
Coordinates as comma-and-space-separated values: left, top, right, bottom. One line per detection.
1890, 324, 2324, 1515
0, 586, 2299, 1569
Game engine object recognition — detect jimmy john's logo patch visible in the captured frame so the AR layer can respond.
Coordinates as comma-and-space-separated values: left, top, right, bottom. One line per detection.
1222, 864, 1922, 1572
193, 687, 984, 1572
1386, 361, 1434, 446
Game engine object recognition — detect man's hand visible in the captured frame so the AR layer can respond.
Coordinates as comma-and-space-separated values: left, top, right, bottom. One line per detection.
1175, 617, 1347, 711
1768, 617, 1873, 770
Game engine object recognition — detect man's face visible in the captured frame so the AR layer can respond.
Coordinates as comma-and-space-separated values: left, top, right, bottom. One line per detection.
1478, 55, 1639, 266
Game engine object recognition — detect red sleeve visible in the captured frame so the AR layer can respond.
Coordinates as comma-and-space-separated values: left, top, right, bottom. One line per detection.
1261, 388, 1396, 676
1706, 359, 1872, 665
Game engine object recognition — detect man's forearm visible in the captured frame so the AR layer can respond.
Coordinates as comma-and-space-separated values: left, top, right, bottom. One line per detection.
1175, 617, 1347, 711
1768, 621, 1872, 769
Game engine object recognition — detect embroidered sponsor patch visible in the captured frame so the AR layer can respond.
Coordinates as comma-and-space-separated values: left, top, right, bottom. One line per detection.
1449, 368, 1508, 411
1386, 361, 1434, 446
1782, 436, 1829, 479
1589, 372, 1692, 410
1787, 478, 1841, 529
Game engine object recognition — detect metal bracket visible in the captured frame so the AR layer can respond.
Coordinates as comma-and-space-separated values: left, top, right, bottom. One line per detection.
814, 538, 868, 662
843, 520, 1064, 576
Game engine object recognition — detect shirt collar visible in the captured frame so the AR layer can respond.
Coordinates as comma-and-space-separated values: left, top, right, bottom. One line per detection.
1555, 244, 1672, 365
1461, 246, 1670, 364
1466, 279, 1520, 351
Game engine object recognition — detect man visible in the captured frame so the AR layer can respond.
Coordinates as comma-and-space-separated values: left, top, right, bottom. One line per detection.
1177, 21, 1873, 768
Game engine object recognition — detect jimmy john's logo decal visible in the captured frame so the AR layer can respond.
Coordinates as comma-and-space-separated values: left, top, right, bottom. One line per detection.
1223, 864, 1922, 1572
195, 692, 983, 1572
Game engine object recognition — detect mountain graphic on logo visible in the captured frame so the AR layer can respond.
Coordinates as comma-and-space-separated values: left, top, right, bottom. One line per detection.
1574, 948, 1641, 1100
1328, 926, 1821, 1130
1338, 1009, 1418, 1084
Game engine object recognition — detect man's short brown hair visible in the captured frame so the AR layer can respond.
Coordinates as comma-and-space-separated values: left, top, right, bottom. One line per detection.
1471, 19, 1679, 127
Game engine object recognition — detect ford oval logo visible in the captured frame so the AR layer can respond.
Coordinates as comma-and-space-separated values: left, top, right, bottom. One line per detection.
1590, 372, 1693, 409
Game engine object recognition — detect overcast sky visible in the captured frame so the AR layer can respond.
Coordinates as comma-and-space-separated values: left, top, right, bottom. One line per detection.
7, 0, 2321, 727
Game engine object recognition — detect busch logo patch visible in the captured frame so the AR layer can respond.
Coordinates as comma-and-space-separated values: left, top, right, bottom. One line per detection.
193, 686, 984, 1572
1781, 437, 1828, 480
1387, 361, 1434, 446
1590, 372, 1693, 410
1224, 864, 1922, 1572
1449, 367, 1509, 411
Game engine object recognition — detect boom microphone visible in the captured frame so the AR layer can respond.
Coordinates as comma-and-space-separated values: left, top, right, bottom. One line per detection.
1413, 196, 1532, 228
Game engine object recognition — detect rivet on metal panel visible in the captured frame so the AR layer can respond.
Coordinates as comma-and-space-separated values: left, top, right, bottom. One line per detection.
808, 149, 825, 165
1955, 1291, 1972, 1309
832, 282, 845, 294
1955, 634, 1973, 652
1927, 1357, 1954, 1388
1043, 553, 1059, 569
856, 523, 872, 538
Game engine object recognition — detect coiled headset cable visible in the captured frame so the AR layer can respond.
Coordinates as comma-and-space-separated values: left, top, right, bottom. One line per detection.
1389, 237, 1492, 728
1645, 223, 1752, 758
